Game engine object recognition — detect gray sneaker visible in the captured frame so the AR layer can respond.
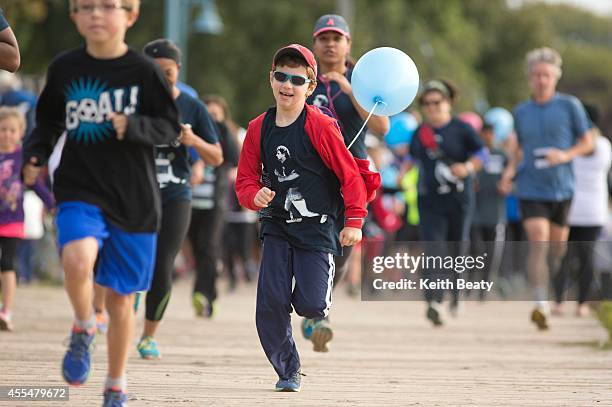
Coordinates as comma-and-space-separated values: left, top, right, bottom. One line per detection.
275, 372, 302, 392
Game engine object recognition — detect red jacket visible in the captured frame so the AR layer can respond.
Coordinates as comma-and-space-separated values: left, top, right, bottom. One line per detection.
236, 104, 368, 229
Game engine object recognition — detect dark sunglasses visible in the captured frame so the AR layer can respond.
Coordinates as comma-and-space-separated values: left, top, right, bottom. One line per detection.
273, 71, 312, 86
421, 99, 443, 107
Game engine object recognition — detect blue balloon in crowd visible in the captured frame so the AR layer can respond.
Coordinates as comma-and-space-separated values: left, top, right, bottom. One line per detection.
385, 112, 418, 147
381, 165, 400, 188
351, 47, 420, 117
484, 107, 514, 141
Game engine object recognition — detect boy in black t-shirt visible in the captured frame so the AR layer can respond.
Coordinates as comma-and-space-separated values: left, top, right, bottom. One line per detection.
236, 44, 367, 392
22, 1, 180, 405
136, 38, 222, 361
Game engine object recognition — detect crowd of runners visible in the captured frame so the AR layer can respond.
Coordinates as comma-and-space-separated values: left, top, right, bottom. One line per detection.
0, 1, 610, 405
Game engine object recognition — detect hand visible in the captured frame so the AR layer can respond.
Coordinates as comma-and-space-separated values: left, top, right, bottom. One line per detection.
545, 148, 571, 166
339, 227, 362, 246
179, 124, 198, 147
497, 173, 513, 196
109, 113, 128, 140
450, 162, 470, 179
254, 187, 276, 208
22, 157, 41, 186
190, 162, 205, 185
322, 71, 352, 95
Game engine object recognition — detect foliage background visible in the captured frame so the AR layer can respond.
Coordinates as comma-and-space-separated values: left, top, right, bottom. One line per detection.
4, 0, 612, 133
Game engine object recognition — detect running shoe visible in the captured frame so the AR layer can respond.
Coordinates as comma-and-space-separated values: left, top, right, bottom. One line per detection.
300, 318, 316, 340
310, 319, 333, 353
137, 336, 160, 360
426, 302, 444, 327
95, 312, 108, 334
62, 327, 95, 385
275, 371, 302, 392
192, 292, 215, 318
345, 282, 360, 298
103, 387, 128, 407
530, 308, 549, 330
576, 303, 590, 318
193, 292, 206, 317
0, 310, 13, 331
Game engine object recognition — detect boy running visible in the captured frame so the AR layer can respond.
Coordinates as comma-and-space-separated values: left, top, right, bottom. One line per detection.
236, 44, 367, 392
22, 1, 180, 405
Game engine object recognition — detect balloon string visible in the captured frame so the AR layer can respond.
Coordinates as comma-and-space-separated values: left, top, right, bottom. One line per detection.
347, 100, 382, 150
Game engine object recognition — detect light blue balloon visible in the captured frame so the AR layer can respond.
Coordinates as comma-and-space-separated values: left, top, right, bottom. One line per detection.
381, 165, 400, 188
385, 112, 418, 147
484, 107, 514, 141
351, 47, 420, 117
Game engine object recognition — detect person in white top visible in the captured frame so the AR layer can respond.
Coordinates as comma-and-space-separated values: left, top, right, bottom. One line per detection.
553, 104, 612, 317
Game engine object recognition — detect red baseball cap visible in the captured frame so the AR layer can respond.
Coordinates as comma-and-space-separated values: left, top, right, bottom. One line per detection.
272, 44, 318, 78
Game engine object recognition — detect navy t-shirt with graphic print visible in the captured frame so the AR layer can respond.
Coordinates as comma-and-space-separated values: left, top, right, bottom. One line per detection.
259, 107, 343, 255
409, 117, 484, 207
156, 92, 218, 205
23, 47, 180, 233
307, 67, 367, 159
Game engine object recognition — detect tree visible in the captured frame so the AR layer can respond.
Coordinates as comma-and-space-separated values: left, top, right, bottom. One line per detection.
3, 0, 611, 134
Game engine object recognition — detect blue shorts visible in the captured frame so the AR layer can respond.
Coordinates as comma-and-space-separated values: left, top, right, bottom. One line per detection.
56, 202, 157, 295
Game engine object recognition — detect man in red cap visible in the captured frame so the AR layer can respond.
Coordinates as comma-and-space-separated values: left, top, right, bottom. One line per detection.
235, 43, 367, 391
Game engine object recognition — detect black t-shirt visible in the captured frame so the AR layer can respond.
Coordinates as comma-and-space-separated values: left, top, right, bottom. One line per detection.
259, 107, 343, 255
23, 47, 180, 232
410, 117, 484, 206
307, 67, 367, 159
156, 92, 218, 204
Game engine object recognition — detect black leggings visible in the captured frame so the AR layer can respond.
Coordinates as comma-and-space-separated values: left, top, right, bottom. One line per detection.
223, 222, 257, 285
469, 224, 505, 295
190, 206, 224, 302
553, 226, 602, 305
0, 237, 19, 272
145, 200, 192, 322
418, 197, 471, 304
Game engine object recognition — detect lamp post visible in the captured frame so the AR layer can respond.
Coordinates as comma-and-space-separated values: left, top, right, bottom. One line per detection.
163, 0, 223, 80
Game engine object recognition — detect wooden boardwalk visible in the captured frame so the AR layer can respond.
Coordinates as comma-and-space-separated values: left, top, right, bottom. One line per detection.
1, 279, 611, 406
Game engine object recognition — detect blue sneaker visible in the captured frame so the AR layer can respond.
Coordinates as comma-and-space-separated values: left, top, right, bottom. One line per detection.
137, 336, 161, 360
62, 327, 95, 385
103, 388, 128, 406
301, 318, 316, 340
275, 372, 302, 392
